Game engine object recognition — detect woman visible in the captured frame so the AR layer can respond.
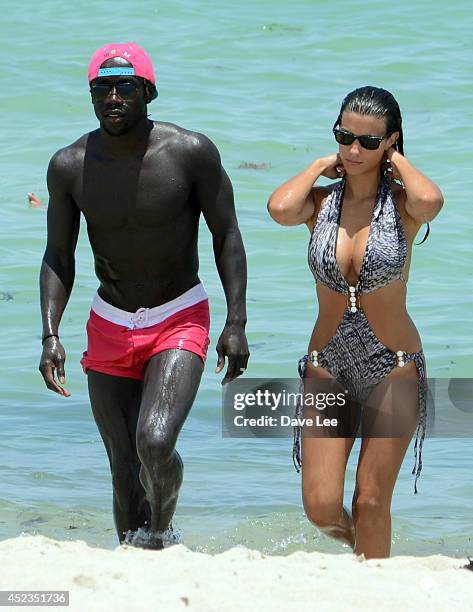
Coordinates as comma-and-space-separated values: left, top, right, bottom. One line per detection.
267, 86, 443, 559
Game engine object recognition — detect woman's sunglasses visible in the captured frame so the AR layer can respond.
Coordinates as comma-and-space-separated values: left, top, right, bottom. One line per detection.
333, 127, 388, 151
90, 81, 141, 99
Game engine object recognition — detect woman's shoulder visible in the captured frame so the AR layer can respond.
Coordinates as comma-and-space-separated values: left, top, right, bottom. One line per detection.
306, 181, 341, 233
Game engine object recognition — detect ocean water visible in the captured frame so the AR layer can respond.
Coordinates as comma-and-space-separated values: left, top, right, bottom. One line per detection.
1, 0, 472, 557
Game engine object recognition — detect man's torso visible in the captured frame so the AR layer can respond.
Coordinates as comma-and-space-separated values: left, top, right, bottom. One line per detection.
67, 121, 204, 311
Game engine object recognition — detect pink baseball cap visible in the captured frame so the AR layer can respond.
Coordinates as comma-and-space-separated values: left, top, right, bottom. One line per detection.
88, 42, 156, 86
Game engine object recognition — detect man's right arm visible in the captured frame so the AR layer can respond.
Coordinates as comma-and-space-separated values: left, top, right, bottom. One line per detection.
39, 148, 80, 396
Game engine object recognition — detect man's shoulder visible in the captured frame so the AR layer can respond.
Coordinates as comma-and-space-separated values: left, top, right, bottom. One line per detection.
48, 132, 95, 174
153, 121, 220, 163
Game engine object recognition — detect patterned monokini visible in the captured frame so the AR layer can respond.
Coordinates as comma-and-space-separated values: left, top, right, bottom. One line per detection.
293, 177, 427, 493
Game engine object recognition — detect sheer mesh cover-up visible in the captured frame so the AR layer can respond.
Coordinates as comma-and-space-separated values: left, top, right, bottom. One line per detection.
292, 178, 427, 493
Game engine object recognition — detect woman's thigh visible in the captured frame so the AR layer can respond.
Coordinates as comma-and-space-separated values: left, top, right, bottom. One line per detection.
301, 363, 357, 501
355, 363, 420, 500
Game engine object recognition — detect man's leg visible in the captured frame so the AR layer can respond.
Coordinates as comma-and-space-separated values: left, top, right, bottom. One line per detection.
87, 372, 151, 542
136, 348, 204, 538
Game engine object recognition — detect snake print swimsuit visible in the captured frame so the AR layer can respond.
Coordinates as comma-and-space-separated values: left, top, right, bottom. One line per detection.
293, 177, 427, 493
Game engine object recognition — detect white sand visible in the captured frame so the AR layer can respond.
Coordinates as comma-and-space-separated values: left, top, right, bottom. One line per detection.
0, 536, 471, 612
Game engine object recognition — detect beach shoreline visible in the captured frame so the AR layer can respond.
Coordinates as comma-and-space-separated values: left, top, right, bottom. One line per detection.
0, 535, 471, 611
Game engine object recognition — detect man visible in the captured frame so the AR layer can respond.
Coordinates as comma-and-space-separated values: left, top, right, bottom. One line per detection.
39, 43, 249, 548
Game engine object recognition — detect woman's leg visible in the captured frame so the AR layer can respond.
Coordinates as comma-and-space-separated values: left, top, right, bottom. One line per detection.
301, 364, 358, 549
302, 436, 357, 548
352, 361, 420, 558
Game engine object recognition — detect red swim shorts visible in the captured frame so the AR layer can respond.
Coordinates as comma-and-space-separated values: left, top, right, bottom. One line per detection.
80, 283, 210, 380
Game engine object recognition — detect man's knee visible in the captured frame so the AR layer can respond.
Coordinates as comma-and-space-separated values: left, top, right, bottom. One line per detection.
136, 431, 175, 467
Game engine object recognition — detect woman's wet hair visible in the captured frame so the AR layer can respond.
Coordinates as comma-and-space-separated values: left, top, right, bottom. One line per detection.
333, 86, 404, 154
334, 86, 429, 243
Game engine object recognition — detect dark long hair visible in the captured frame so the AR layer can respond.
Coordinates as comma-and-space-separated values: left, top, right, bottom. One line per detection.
333, 86, 429, 244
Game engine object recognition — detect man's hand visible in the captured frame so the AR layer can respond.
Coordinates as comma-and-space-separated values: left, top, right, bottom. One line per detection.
39, 336, 71, 397
215, 323, 249, 385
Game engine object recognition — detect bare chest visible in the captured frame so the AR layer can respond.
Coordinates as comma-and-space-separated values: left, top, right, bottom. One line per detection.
73, 153, 193, 230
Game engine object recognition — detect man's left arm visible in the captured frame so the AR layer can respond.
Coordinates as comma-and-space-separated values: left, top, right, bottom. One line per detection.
189, 133, 249, 384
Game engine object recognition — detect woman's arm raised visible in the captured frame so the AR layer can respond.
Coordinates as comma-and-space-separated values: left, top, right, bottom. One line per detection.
386, 148, 444, 223
267, 154, 344, 226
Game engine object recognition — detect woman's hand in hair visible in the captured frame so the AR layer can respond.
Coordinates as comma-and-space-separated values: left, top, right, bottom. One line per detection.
383, 147, 444, 224
383, 147, 403, 181
319, 153, 345, 180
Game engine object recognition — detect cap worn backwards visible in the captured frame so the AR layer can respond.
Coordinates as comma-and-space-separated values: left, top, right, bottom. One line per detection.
88, 42, 157, 99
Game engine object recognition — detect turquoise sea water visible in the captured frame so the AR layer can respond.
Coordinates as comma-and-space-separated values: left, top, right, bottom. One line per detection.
1, 0, 472, 557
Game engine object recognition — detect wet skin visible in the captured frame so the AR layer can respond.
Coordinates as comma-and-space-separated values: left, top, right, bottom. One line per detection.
39, 58, 249, 546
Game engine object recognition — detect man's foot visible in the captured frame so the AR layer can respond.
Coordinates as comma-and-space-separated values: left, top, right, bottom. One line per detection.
123, 525, 179, 550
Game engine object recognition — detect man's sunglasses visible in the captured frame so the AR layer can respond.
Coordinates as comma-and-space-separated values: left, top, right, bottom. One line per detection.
333, 127, 388, 150
90, 81, 141, 99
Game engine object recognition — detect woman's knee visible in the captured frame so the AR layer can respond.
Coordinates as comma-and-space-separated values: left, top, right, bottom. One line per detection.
303, 491, 343, 530
352, 490, 390, 522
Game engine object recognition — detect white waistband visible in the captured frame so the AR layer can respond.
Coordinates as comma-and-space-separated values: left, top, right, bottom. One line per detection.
91, 282, 208, 329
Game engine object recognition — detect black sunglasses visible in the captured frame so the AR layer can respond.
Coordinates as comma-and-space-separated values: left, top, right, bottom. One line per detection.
90, 81, 141, 99
333, 127, 388, 151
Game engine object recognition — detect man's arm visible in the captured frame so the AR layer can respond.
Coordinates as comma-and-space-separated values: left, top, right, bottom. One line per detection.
188, 133, 249, 384
39, 148, 80, 396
